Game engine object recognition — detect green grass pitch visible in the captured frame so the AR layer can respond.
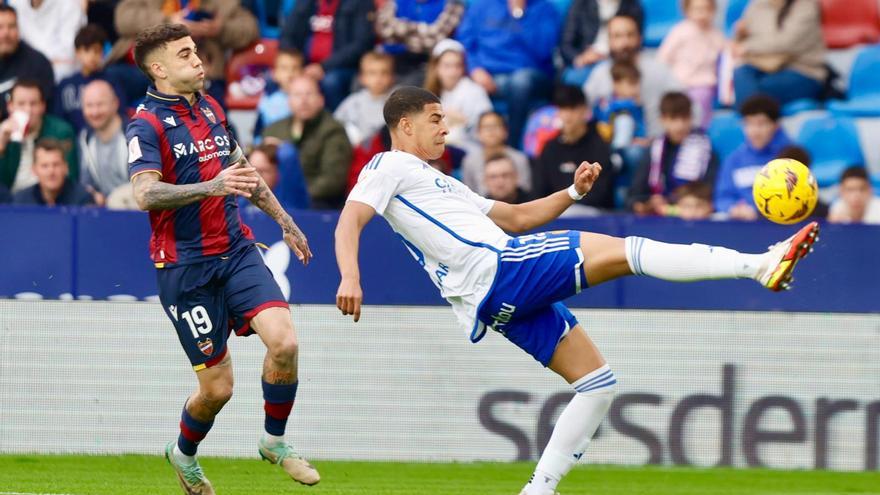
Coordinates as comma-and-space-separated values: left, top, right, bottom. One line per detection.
1, 455, 878, 495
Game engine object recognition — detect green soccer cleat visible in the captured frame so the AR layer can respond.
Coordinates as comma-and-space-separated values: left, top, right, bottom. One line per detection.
164, 441, 215, 495
258, 438, 321, 486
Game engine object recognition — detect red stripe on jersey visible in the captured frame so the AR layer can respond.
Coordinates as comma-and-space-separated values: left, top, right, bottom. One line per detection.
138, 112, 179, 264
178, 111, 230, 257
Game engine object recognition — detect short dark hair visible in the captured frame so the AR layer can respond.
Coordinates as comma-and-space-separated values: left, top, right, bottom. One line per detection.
553, 84, 588, 109
251, 143, 279, 167
478, 110, 506, 130
610, 14, 642, 36
672, 181, 713, 203
10, 79, 45, 102
660, 91, 692, 118
0, 5, 16, 16
611, 61, 640, 83
840, 166, 868, 183
34, 137, 68, 160
740, 94, 781, 121
75, 24, 108, 50
277, 47, 305, 66
383, 86, 441, 128
133, 23, 191, 82
776, 145, 812, 167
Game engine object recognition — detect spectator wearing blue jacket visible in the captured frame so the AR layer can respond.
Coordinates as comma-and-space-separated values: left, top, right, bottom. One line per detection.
714, 95, 790, 220
241, 143, 310, 213
456, 0, 559, 149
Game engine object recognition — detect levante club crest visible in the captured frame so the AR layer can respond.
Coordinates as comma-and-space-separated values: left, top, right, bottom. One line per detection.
201, 106, 217, 124
197, 338, 214, 356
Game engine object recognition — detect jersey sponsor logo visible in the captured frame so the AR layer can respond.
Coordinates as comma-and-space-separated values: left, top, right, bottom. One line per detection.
163, 115, 177, 127
434, 177, 453, 192
127, 136, 142, 163
172, 135, 232, 162
201, 106, 216, 124
197, 338, 214, 356
490, 302, 517, 334
434, 262, 450, 287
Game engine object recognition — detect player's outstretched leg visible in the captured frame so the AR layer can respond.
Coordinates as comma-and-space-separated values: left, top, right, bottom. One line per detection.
251, 307, 320, 486
580, 222, 820, 291
520, 325, 616, 495
166, 356, 234, 495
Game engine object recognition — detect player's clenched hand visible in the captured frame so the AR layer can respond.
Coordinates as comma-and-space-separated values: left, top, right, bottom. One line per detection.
336, 277, 363, 322
283, 222, 313, 265
210, 162, 259, 197
573, 161, 602, 197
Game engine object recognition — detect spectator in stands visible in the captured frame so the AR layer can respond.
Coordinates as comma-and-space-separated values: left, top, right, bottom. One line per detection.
584, 14, 682, 138
376, 0, 464, 86
78, 80, 128, 207
456, 0, 560, 149
280, 0, 375, 110
667, 181, 714, 220
658, 0, 724, 130
593, 61, 645, 153
334, 52, 396, 147
715, 94, 790, 220
482, 153, 530, 204
628, 92, 717, 215
423, 39, 492, 146
54, 25, 126, 136
0, 5, 54, 120
828, 166, 880, 225
559, 0, 643, 86
107, 0, 259, 106
245, 143, 310, 211
731, 0, 826, 108
8, 0, 85, 82
461, 111, 531, 195
774, 144, 828, 218
533, 85, 615, 211
255, 48, 305, 136
0, 80, 78, 193
262, 76, 352, 209
12, 137, 93, 207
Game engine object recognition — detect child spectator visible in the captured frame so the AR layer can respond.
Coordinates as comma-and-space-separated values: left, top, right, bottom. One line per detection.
255, 48, 305, 136
667, 181, 714, 220
461, 111, 531, 196
54, 25, 126, 135
334, 52, 396, 147
423, 39, 492, 146
594, 61, 645, 152
658, 0, 724, 130
244, 143, 310, 211
714, 94, 790, 220
628, 92, 717, 215
828, 166, 880, 225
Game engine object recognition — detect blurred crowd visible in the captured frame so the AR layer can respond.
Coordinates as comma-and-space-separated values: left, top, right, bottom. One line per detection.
0, 0, 878, 225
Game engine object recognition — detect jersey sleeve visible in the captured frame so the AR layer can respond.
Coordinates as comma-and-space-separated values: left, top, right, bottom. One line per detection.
347, 167, 402, 216
125, 117, 163, 180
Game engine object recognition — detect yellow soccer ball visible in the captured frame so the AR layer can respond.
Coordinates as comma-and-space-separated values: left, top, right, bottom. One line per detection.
752, 158, 818, 224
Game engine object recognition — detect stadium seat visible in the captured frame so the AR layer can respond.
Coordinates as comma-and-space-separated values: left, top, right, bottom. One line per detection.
820, 0, 880, 49
781, 98, 821, 117
724, 0, 749, 37
827, 44, 880, 118
707, 112, 744, 163
253, 0, 296, 39
797, 116, 865, 188
642, 0, 683, 47
224, 39, 279, 111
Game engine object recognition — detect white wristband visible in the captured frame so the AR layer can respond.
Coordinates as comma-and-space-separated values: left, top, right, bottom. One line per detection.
567, 184, 586, 201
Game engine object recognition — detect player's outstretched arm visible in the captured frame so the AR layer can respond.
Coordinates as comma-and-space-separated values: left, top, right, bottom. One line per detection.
334, 200, 376, 322
488, 161, 602, 233
239, 155, 313, 265
131, 163, 259, 211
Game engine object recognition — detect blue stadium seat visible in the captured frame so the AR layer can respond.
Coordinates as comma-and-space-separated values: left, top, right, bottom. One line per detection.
253, 0, 296, 39
797, 116, 865, 188
642, 0, 683, 47
724, 0, 749, 37
827, 44, 880, 117
707, 112, 745, 163
782, 98, 821, 116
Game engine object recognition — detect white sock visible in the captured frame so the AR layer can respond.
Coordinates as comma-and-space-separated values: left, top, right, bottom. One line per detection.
523, 365, 617, 495
625, 236, 765, 281
261, 432, 284, 447
173, 444, 195, 465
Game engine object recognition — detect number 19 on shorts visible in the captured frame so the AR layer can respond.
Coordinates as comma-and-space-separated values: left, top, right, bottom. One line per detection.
179, 305, 213, 338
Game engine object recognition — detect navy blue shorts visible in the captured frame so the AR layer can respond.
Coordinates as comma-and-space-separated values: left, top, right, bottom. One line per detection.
477, 231, 586, 366
156, 244, 287, 370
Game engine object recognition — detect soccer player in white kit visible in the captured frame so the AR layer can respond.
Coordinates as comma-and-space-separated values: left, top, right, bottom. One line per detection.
335, 87, 818, 495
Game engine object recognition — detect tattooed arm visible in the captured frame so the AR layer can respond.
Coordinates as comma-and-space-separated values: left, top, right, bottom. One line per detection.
240, 155, 314, 265
131, 163, 259, 211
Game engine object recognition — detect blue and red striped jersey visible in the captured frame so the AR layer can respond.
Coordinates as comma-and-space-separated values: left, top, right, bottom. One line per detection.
126, 87, 255, 266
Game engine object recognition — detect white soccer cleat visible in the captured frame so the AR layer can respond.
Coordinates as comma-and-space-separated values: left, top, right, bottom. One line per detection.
755, 221, 819, 291
258, 438, 320, 485
165, 441, 215, 495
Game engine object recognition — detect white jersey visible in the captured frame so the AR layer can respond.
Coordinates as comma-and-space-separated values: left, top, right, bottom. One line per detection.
347, 150, 511, 338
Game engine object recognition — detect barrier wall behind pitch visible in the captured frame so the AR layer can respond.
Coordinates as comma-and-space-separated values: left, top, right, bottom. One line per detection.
1, 301, 878, 471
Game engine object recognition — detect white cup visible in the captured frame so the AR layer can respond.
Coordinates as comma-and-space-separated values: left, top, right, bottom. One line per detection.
9, 110, 29, 143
